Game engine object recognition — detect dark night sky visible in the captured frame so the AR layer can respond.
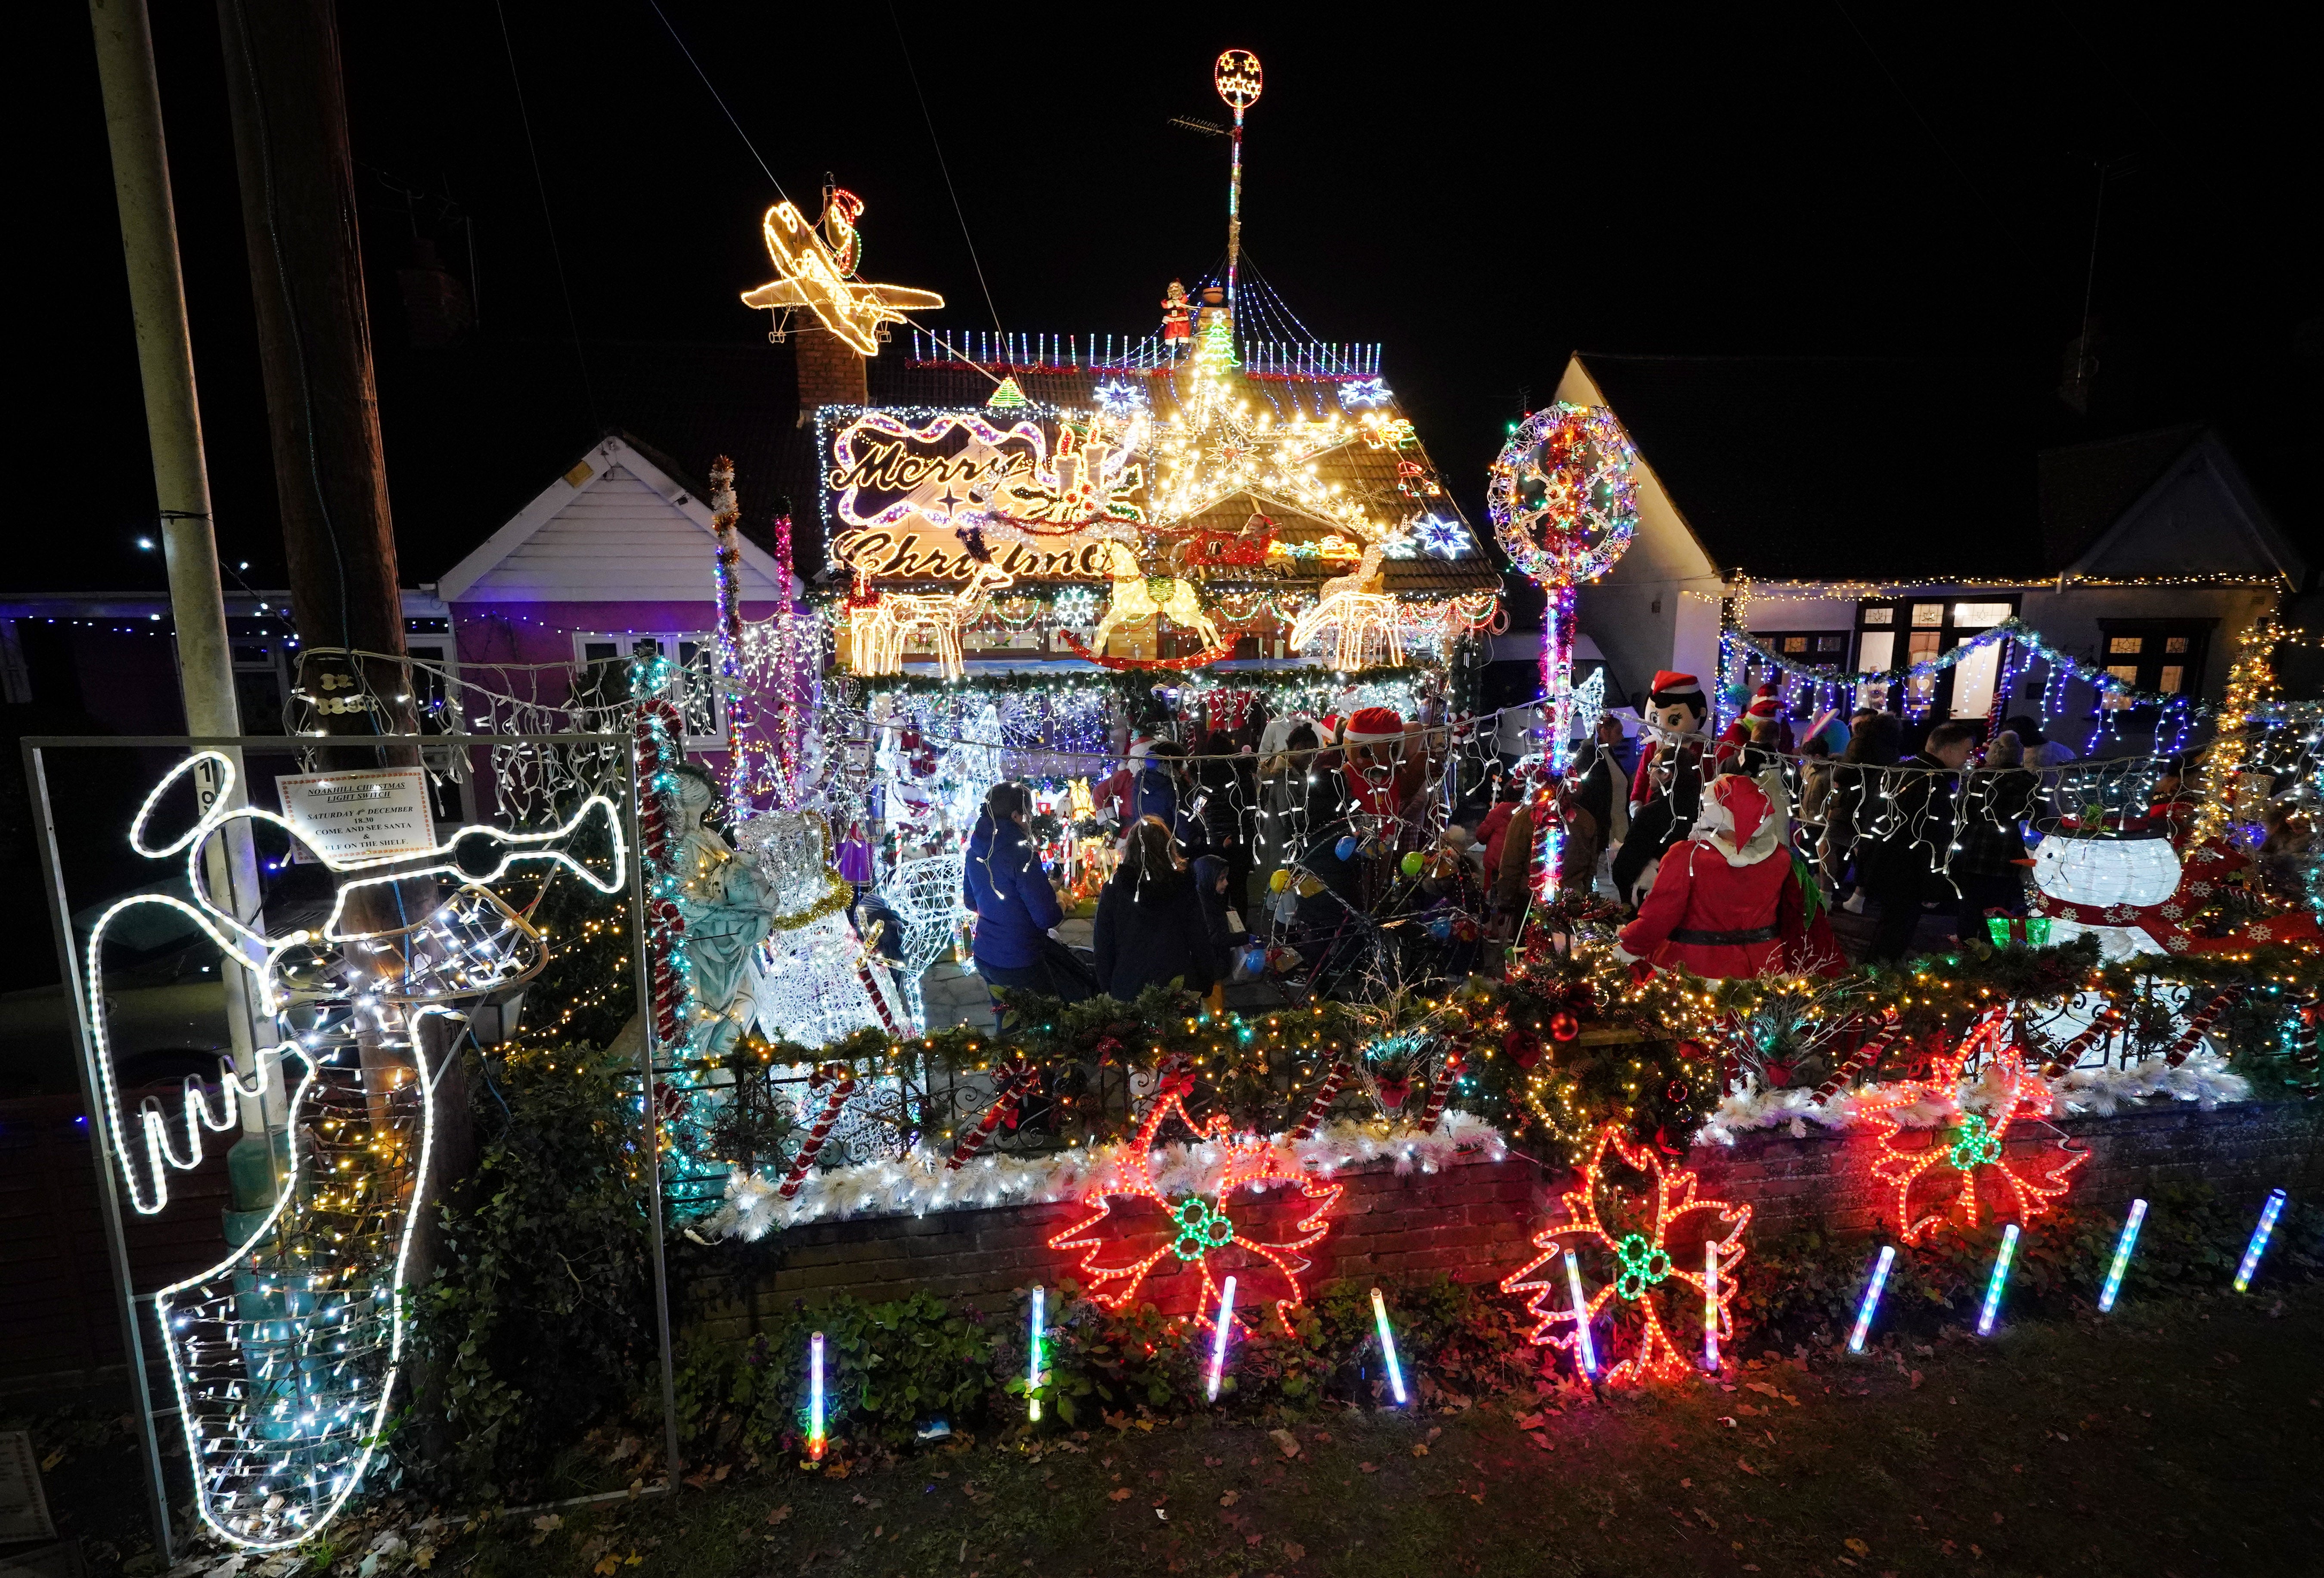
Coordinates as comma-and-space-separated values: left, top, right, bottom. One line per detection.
24, 1, 2320, 601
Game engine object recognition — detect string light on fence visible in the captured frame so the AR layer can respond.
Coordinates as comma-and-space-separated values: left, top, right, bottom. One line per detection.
1370, 1287, 1407, 1404
2233, 1190, 2287, 1293
1207, 1275, 1238, 1401
2098, 1200, 2147, 1314
1849, 1246, 1896, 1354
1977, 1225, 2020, 1337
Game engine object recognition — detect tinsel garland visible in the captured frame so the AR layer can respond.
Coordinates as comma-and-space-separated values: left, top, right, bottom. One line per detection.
695, 1112, 1509, 1243
634, 698, 692, 1048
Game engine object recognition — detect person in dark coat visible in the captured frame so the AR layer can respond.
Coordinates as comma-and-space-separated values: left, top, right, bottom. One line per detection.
1133, 741, 1205, 858
1823, 710, 1902, 901
1195, 728, 1254, 904
1092, 816, 1224, 1000
1191, 853, 1244, 954
1861, 721, 1977, 961
964, 782, 1091, 1001
1950, 730, 2039, 939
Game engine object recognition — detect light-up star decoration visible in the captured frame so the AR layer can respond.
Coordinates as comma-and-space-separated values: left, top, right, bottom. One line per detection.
740, 187, 944, 356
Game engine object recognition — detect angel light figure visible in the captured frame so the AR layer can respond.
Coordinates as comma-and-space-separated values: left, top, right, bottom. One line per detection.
79, 752, 621, 1549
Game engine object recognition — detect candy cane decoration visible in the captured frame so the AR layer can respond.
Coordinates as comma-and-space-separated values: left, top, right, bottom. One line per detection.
1811, 1011, 1902, 1106
2039, 1004, 2122, 1078
636, 700, 692, 1048
947, 1063, 1044, 1169
1419, 1049, 1465, 1132
1289, 1059, 1353, 1141
2163, 987, 2242, 1068
779, 1065, 861, 1198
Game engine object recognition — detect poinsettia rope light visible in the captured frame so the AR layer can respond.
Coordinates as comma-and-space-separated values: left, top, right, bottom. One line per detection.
1050, 1070, 1340, 1337
1502, 1122, 1749, 1384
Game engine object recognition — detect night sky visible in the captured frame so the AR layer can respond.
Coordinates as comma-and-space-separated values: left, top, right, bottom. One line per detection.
27, 2, 2319, 600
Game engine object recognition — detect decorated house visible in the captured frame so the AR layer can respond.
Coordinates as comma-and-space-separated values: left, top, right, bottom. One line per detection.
1557, 353, 2307, 739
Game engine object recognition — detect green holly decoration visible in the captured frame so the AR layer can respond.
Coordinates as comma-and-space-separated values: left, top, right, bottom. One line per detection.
1949, 1113, 2002, 1172
1612, 1232, 1674, 1301
1171, 1196, 1236, 1261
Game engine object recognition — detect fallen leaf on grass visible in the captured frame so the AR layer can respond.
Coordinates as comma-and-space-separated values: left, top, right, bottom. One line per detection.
1269, 1429, 1302, 1459
1246, 1534, 1264, 1549
1427, 1426, 1443, 1442
1513, 1411, 1546, 1431
1281, 1540, 1305, 1562
1845, 1538, 1869, 1555
1203, 1456, 1224, 1467
1107, 1488, 1132, 1501
1679, 1478, 1692, 1489
766, 1506, 792, 1525
1410, 1444, 1429, 1457
1737, 1457, 1759, 1476
1694, 1508, 1719, 1531
1358, 1463, 1377, 1474
530, 1516, 562, 1535
1527, 1433, 1553, 1451
1219, 1491, 1240, 1506
1908, 1370, 1924, 1390
590, 1559, 618, 1576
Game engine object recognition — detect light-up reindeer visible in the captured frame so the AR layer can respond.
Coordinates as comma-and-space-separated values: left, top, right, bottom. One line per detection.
1288, 539, 1401, 668
851, 560, 1015, 679
80, 752, 623, 1550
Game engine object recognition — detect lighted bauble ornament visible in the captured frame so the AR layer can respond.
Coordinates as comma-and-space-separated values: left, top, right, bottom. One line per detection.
1504, 1029, 1544, 1069
1336, 835, 1359, 861
1400, 851, 1426, 877
1485, 404, 1638, 588
1214, 48, 1263, 109
1269, 868, 1291, 893
1548, 1011, 1582, 1043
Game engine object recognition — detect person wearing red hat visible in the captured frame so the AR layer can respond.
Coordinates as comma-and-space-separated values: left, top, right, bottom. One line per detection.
1615, 772, 1792, 978
1716, 682, 1797, 770
1340, 706, 1409, 815
1612, 670, 1711, 903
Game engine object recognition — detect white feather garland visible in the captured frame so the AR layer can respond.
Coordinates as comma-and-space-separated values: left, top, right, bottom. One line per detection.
695, 1111, 1510, 1244
1693, 1050, 2250, 1146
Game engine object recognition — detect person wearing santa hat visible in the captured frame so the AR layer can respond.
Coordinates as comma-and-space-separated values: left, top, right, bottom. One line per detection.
1615, 771, 1792, 978
1611, 670, 1712, 904
1716, 682, 1796, 770
1340, 706, 1410, 816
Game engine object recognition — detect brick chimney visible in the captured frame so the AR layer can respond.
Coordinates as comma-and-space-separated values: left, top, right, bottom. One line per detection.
795, 328, 867, 425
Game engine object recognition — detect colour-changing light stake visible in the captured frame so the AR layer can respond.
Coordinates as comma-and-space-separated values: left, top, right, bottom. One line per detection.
1849, 1245, 1896, 1354
1370, 1287, 1407, 1404
2098, 1200, 2147, 1313
1977, 1225, 2018, 1337
1564, 1249, 1597, 1377
1207, 1275, 1238, 1401
1703, 1241, 1720, 1371
808, 1331, 826, 1461
2234, 1189, 2287, 1293
1028, 1286, 1046, 1422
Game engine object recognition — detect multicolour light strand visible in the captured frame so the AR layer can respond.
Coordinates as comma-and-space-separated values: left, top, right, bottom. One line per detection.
1370, 1288, 1407, 1404
1028, 1286, 1046, 1422
1207, 1275, 1238, 1401
808, 1330, 827, 1461
2234, 1189, 2287, 1293
1977, 1225, 2019, 1337
1849, 1245, 1896, 1354
2098, 1200, 2147, 1314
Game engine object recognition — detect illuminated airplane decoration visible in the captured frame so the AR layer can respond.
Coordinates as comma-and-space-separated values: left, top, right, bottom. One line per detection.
740, 187, 944, 356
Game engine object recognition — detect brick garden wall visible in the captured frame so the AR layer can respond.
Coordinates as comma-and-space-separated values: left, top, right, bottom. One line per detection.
681, 1100, 2324, 1342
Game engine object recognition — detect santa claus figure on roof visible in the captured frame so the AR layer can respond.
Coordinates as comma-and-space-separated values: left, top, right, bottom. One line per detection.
1611, 670, 1712, 903
1614, 770, 1841, 979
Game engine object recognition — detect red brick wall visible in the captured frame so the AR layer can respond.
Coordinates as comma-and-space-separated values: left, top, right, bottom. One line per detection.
684, 1100, 2322, 1340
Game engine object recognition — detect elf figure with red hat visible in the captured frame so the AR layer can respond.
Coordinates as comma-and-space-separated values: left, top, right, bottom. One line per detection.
1715, 681, 1796, 770
1611, 670, 1712, 903
1616, 771, 1828, 978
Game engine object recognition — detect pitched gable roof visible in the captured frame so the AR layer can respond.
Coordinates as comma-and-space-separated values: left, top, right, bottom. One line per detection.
438, 435, 791, 602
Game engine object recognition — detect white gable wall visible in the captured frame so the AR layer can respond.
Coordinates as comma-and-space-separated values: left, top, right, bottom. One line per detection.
2072, 438, 2306, 585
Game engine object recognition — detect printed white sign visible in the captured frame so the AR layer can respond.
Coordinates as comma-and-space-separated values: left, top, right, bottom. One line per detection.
274, 767, 437, 865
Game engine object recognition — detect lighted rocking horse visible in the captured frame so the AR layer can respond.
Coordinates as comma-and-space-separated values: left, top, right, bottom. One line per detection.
1087, 538, 1224, 654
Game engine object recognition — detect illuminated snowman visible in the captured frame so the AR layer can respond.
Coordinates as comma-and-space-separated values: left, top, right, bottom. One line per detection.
2031, 830, 2182, 961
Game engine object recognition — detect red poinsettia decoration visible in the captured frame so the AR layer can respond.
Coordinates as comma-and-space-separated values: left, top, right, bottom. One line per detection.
1502, 1122, 1750, 1385
1049, 1082, 1340, 1337
1856, 1019, 2086, 1245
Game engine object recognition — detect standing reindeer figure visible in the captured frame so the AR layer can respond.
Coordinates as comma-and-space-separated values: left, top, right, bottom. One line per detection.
1290, 539, 1402, 668
1087, 539, 1223, 654
80, 752, 623, 1549
852, 560, 1015, 679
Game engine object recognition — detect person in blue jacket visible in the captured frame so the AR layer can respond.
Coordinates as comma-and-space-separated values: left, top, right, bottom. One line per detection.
964, 782, 1092, 1001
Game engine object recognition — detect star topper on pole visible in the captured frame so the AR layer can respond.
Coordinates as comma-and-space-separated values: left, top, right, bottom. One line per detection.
740, 187, 944, 357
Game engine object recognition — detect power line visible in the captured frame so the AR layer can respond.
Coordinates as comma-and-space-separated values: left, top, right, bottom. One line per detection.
640, 0, 790, 205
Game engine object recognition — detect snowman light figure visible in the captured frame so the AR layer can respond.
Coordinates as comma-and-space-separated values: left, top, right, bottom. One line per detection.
2031, 828, 2182, 961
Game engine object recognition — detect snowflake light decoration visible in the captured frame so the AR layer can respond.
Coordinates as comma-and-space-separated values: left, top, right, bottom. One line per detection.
1855, 1035, 2086, 1245
1049, 1084, 1340, 1336
1501, 1122, 1749, 1384
1094, 379, 1148, 419
1049, 585, 1100, 627
1377, 527, 1420, 560
1413, 513, 1471, 558
1337, 377, 1392, 408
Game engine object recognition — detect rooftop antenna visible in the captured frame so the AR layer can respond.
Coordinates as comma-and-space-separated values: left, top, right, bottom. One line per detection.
1213, 50, 1263, 321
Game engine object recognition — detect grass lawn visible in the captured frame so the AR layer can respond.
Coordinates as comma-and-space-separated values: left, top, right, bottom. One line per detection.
415, 1286, 2320, 1578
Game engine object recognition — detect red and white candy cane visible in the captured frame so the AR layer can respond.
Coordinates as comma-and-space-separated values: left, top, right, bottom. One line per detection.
1418, 1049, 1465, 1132
2039, 1004, 2122, 1078
2163, 987, 2243, 1068
947, 1063, 1044, 1169
778, 1065, 860, 1198
1289, 1059, 1353, 1141
1811, 1011, 1902, 1106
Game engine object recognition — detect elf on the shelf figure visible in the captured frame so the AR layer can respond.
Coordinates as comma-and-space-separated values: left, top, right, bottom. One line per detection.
1715, 682, 1796, 768
1611, 670, 1712, 904
1160, 280, 1193, 344
1615, 771, 1837, 979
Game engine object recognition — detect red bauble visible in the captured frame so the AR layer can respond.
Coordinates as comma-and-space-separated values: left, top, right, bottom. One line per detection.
1504, 1030, 1544, 1070
1664, 1079, 1690, 1104
1676, 1039, 1707, 1063
1548, 1011, 1581, 1043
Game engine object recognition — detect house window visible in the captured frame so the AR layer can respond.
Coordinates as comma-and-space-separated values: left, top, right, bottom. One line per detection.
2095, 620, 2215, 705
1854, 595, 2023, 719
575, 632, 724, 744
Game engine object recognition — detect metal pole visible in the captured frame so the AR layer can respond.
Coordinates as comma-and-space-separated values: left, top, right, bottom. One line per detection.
26, 744, 177, 1564
627, 750, 686, 1489
1225, 100, 1245, 313
87, 0, 268, 1088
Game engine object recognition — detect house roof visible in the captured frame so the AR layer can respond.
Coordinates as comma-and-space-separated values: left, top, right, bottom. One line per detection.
437, 434, 791, 603
1570, 353, 2048, 581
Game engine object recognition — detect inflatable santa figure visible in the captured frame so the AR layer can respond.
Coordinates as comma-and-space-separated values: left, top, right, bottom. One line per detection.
1614, 772, 1794, 978
1612, 670, 1711, 902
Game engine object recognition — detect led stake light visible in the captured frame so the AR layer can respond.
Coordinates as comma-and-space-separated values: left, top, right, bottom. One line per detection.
1207, 1275, 1238, 1401
1849, 1246, 1896, 1353
1564, 1250, 1597, 1377
809, 1331, 826, 1461
1977, 1225, 2019, 1337
2099, 1200, 2147, 1313
2234, 1189, 2287, 1292
1370, 1287, 1407, 1404
1028, 1287, 1045, 1422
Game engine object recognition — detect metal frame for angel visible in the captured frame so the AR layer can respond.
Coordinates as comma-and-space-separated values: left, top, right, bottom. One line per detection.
76, 751, 623, 1550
